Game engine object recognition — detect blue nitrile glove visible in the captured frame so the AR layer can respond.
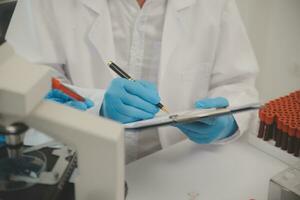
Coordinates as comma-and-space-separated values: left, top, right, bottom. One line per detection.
175, 97, 238, 144
0, 136, 5, 144
100, 78, 160, 123
45, 89, 94, 111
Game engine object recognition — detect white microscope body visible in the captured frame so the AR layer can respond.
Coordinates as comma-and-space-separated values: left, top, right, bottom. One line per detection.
0, 43, 125, 200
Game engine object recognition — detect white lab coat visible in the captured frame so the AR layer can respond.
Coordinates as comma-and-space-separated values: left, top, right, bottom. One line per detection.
6, 0, 259, 148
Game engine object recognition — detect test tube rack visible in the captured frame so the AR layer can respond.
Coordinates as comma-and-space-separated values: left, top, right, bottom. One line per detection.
256, 90, 300, 158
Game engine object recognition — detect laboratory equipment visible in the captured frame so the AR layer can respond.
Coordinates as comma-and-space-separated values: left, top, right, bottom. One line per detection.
0, 0, 16, 45
257, 91, 300, 157
52, 78, 85, 102
268, 162, 300, 200
0, 133, 77, 199
0, 43, 125, 199
0, 123, 46, 192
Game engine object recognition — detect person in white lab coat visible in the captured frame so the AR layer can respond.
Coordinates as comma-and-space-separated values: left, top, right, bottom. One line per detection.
6, 0, 259, 162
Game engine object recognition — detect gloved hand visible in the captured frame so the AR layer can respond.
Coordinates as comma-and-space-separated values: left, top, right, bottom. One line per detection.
46, 89, 94, 111
175, 97, 238, 144
100, 78, 160, 123
0, 136, 5, 144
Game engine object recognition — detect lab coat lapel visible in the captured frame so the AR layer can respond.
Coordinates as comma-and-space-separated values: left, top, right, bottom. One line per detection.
158, 0, 196, 148
80, 0, 116, 76
78, 0, 102, 13
159, 0, 196, 81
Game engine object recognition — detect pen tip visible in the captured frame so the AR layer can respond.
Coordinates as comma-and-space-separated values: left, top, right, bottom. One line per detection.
107, 61, 113, 65
161, 107, 169, 114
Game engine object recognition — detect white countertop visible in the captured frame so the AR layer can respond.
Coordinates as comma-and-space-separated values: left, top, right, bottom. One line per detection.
125, 136, 288, 200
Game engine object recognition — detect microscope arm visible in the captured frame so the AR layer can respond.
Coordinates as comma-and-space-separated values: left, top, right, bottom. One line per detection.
0, 43, 125, 199
25, 100, 125, 200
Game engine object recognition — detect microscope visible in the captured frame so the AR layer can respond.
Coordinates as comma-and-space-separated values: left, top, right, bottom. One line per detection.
0, 43, 125, 200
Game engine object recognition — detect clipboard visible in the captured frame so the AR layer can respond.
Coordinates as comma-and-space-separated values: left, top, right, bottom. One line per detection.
124, 103, 261, 130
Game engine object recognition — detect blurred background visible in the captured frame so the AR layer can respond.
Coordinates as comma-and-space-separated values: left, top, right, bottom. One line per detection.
236, 0, 300, 102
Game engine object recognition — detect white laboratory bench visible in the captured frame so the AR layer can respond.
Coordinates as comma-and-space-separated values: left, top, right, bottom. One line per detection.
125, 135, 289, 200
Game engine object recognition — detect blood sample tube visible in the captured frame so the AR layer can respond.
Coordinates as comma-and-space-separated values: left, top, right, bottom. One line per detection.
281, 119, 289, 151
257, 109, 266, 138
294, 126, 300, 157
287, 122, 296, 154
263, 113, 274, 141
296, 91, 300, 103
271, 111, 277, 141
52, 78, 85, 102
262, 111, 270, 141
275, 117, 283, 147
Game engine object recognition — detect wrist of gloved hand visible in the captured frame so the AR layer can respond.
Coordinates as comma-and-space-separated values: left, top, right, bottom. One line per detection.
175, 97, 238, 144
45, 89, 94, 111
100, 78, 160, 124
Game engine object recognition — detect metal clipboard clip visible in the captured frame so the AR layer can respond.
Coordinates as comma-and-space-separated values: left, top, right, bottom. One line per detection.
169, 103, 261, 124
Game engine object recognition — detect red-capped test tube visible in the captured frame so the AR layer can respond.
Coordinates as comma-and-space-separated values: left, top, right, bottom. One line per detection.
263, 113, 274, 141
287, 123, 297, 154
275, 117, 283, 147
52, 78, 85, 102
258, 109, 266, 138
281, 119, 289, 151
294, 126, 300, 157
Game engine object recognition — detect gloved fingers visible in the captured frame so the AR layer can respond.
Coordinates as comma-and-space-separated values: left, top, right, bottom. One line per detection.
123, 80, 161, 105
197, 117, 216, 125
66, 101, 88, 111
195, 97, 229, 109
104, 102, 138, 123
104, 78, 159, 123
52, 89, 72, 101
176, 115, 238, 144
47, 89, 94, 110
50, 97, 67, 104
120, 92, 159, 114
137, 80, 158, 91
84, 99, 94, 109
46, 89, 72, 102
176, 122, 211, 134
220, 115, 238, 138
118, 115, 140, 124
113, 99, 155, 120
191, 115, 236, 138
177, 125, 214, 144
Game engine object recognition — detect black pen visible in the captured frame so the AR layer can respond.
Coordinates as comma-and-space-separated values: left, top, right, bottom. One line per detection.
108, 61, 169, 113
